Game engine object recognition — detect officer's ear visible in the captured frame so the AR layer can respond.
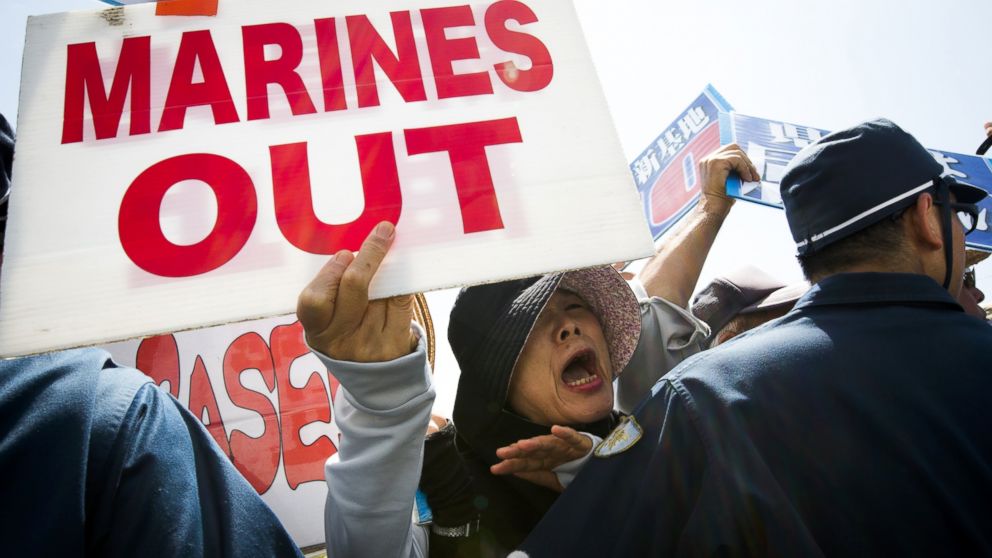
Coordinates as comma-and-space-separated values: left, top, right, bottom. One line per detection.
905, 193, 943, 252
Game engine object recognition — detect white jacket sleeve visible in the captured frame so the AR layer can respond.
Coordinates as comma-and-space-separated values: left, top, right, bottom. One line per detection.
615, 296, 710, 414
552, 432, 603, 488
317, 324, 433, 558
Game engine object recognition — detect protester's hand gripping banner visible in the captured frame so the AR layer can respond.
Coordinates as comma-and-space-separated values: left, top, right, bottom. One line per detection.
0, 0, 653, 357
629, 84, 733, 240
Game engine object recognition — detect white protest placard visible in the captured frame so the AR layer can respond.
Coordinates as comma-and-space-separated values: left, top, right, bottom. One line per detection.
2, 0, 653, 357
103, 315, 336, 548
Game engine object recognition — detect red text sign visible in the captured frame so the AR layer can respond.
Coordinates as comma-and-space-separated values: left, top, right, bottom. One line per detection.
2, 0, 652, 357
105, 315, 340, 547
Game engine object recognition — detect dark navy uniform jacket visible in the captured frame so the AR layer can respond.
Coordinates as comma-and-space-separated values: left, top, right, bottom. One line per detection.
521, 273, 992, 557
0, 348, 302, 557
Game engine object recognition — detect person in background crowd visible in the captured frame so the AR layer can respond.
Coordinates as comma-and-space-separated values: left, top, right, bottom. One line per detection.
0, 114, 303, 558
519, 118, 992, 557
690, 265, 808, 348
959, 249, 989, 320
303, 145, 760, 557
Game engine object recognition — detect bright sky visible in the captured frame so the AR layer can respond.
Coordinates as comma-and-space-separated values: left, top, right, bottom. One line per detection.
3, 0, 991, 415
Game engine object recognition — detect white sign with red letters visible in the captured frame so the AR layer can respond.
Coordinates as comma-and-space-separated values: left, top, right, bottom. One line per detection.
103, 315, 336, 548
0, 0, 652, 356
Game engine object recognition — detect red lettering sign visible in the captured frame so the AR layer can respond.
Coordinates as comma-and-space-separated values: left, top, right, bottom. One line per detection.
271, 322, 335, 490
189, 354, 232, 456
118, 153, 257, 277
60, 2, 555, 141
421, 5, 494, 99
347, 11, 428, 108
133, 321, 339, 495
405, 117, 522, 233
271, 132, 403, 253
485, 0, 553, 92
225, 332, 280, 494
62, 36, 150, 143
159, 30, 240, 132
242, 23, 318, 121
136, 333, 181, 398
314, 18, 348, 113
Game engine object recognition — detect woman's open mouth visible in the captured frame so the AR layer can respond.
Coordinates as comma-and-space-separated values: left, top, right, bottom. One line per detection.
560, 349, 604, 392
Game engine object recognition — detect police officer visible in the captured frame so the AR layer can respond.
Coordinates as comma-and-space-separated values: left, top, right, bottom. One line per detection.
519, 118, 992, 557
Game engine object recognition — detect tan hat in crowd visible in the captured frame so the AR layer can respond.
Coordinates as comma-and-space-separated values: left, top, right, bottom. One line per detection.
966, 249, 991, 268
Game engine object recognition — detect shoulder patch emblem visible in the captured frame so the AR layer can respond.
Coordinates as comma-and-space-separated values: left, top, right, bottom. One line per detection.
594, 415, 642, 458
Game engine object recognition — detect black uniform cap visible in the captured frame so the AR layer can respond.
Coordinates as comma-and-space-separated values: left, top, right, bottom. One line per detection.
780, 118, 987, 255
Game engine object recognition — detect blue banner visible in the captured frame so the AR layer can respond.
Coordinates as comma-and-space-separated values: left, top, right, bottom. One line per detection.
929, 148, 992, 251
721, 112, 992, 251
630, 85, 733, 239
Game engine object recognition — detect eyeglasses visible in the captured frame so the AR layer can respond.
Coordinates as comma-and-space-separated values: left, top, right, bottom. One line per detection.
964, 267, 977, 289
951, 203, 981, 235
935, 200, 982, 235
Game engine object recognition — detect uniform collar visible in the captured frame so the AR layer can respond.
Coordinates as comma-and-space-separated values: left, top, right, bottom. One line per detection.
793, 272, 963, 312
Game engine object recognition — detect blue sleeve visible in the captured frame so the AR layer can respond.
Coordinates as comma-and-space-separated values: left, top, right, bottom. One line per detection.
522, 373, 824, 557
89, 381, 303, 558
